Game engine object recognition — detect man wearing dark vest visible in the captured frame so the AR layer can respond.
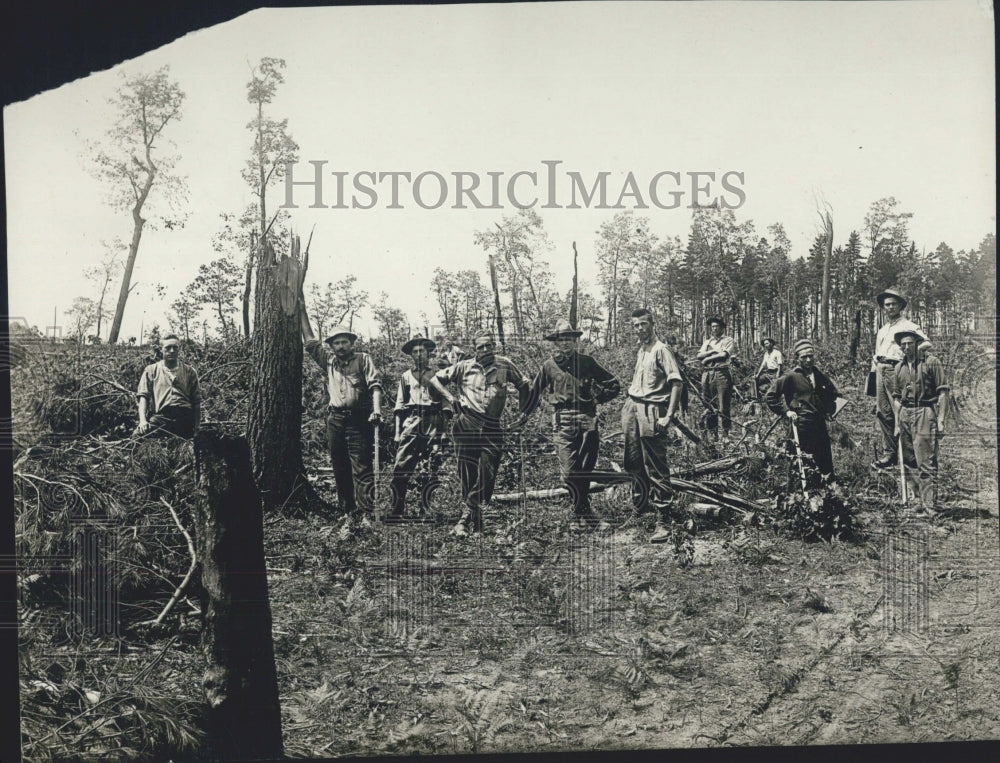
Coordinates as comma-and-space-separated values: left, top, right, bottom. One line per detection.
522, 319, 621, 531
389, 335, 445, 519
765, 338, 839, 485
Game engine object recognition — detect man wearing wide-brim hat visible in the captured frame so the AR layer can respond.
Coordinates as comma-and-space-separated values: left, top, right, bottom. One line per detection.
765, 338, 839, 484
696, 316, 738, 443
521, 319, 621, 531
299, 303, 383, 522
755, 336, 784, 400
388, 335, 445, 519
431, 329, 530, 536
889, 328, 949, 513
870, 287, 927, 470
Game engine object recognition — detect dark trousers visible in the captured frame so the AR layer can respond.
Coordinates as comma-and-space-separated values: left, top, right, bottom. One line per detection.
788, 416, 835, 486
702, 368, 733, 435
875, 362, 899, 461
327, 408, 373, 514
553, 410, 600, 515
390, 411, 443, 514
621, 398, 675, 520
136, 407, 195, 439
452, 411, 504, 521
898, 405, 939, 509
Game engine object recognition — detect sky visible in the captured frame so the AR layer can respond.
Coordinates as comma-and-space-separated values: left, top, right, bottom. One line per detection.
4, 1, 996, 341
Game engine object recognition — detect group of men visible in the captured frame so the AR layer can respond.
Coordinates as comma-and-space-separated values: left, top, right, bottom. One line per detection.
132, 285, 948, 530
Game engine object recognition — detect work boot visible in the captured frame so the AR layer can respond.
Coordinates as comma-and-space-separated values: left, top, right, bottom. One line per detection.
650, 522, 672, 544
872, 455, 897, 470
452, 507, 476, 537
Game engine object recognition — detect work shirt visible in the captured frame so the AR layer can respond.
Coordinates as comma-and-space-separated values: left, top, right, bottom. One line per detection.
628, 339, 683, 404
891, 355, 950, 407
524, 352, 620, 416
136, 360, 200, 413
305, 339, 382, 409
761, 349, 783, 371
872, 318, 926, 369
394, 367, 443, 412
765, 365, 838, 422
700, 335, 738, 369
434, 356, 528, 420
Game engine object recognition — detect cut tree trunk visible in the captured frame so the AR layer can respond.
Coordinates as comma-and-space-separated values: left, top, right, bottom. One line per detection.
247, 236, 326, 513
193, 426, 283, 760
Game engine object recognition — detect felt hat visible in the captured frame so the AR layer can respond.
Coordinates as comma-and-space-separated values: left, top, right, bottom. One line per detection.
893, 328, 923, 345
876, 287, 907, 309
472, 330, 495, 346
544, 318, 583, 341
761, 337, 775, 346
918, 340, 933, 352
324, 325, 357, 343
401, 334, 436, 355
793, 338, 815, 356
706, 316, 727, 328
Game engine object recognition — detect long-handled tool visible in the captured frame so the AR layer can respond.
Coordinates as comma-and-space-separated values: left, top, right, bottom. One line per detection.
373, 418, 381, 507
898, 431, 907, 505
789, 417, 809, 495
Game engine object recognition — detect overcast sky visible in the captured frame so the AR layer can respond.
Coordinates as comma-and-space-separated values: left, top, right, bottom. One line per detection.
4, 1, 995, 341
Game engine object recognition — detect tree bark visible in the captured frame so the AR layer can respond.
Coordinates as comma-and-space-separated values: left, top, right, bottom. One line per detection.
247, 238, 324, 513
821, 211, 833, 340
243, 238, 255, 338
108, 200, 149, 344
193, 427, 283, 760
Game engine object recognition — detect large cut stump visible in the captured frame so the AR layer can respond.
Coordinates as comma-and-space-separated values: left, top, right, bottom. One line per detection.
193, 426, 283, 759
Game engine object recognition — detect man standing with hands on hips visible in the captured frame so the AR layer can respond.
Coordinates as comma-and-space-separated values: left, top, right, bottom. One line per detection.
870, 287, 926, 470
431, 330, 530, 537
622, 309, 684, 544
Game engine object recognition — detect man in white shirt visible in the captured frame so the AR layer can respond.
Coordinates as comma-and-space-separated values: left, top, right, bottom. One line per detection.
755, 337, 784, 399
870, 288, 927, 469
697, 317, 737, 443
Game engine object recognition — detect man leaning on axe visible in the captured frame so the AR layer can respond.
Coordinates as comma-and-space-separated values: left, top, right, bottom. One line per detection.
299, 300, 383, 523
765, 338, 840, 487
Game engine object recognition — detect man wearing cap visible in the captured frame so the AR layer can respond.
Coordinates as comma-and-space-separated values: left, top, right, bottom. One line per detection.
765, 338, 839, 484
697, 317, 738, 443
522, 319, 621, 531
755, 337, 784, 400
431, 330, 530, 536
134, 333, 200, 439
890, 329, 949, 513
871, 288, 927, 469
299, 305, 383, 519
623, 309, 684, 544
388, 335, 445, 519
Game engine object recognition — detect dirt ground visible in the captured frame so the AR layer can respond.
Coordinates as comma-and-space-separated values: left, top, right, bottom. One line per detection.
264, 432, 1000, 756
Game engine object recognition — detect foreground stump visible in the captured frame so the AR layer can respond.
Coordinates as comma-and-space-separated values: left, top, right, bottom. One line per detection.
193, 426, 283, 760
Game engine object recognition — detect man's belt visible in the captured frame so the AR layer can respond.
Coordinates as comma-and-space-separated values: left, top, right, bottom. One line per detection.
406, 404, 443, 413
875, 357, 900, 365
900, 400, 936, 408
329, 405, 369, 413
553, 402, 594, 412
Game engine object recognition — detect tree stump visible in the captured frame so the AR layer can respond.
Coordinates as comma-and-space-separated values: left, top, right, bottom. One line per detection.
193, 426, 283, 760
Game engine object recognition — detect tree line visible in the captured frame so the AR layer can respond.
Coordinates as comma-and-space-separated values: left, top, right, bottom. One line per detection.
71, 63, 994, 365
